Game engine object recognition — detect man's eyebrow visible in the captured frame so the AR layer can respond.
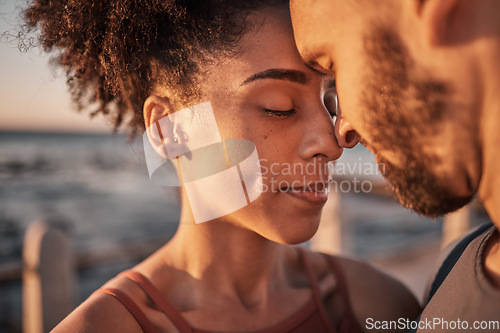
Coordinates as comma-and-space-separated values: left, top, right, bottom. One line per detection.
241, 68, 309, 86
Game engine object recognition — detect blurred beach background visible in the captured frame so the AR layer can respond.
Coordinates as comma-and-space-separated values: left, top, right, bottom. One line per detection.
0, 0, 491, 332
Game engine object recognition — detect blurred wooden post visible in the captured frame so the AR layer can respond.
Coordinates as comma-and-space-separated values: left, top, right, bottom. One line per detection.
311, 185, 342, 254
441, 205, 470, 249
23, 220, 76, 333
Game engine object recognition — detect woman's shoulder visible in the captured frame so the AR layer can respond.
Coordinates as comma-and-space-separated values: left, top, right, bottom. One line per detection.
333, 255, 420, 315
51, 272, 179, 333
51, 286, 143, 332
304, 249, 421, 332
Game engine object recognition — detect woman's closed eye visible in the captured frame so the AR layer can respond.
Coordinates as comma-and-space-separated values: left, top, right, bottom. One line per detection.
263, 108, 296, 117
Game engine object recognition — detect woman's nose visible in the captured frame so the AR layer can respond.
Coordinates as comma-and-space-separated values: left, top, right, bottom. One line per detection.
299, 104, 343, 162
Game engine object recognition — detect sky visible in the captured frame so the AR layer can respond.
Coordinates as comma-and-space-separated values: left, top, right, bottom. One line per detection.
0, 0, 110, 133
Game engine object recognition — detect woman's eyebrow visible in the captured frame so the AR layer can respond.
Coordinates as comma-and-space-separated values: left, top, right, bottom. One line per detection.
241, 68, 309, 86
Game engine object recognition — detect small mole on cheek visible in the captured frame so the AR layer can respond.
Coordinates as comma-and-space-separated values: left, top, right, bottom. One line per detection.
264, 135, 268, 140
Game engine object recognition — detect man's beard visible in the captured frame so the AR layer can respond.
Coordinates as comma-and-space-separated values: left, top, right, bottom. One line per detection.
377, 155, 472, 217
361, 26, 473, 217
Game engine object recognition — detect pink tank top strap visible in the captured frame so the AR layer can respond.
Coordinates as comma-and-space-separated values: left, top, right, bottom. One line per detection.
298, 247, 337, 333
101, 252, 354, 333
93, 287, 158, 333
321, 254, 363, 333
120, 270, 194, 333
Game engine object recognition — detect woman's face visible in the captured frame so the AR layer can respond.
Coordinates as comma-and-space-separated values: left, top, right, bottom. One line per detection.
186, 7, 342, 244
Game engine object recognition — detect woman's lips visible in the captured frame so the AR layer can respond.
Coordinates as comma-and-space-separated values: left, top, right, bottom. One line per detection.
281, 185, 329, 204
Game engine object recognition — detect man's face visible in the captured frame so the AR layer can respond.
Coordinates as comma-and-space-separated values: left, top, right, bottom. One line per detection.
290, 0, 478, 216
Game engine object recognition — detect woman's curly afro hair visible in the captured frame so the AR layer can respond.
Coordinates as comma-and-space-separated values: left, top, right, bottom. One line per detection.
23, 0, 287, 136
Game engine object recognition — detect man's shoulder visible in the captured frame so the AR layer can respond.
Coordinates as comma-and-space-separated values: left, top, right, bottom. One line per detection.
414, 224, 498, 332
424, 222, 495, 302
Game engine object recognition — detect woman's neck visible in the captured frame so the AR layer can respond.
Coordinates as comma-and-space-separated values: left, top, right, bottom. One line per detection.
161, 195, 295, 309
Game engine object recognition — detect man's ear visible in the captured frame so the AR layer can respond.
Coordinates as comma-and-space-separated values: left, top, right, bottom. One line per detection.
143, 95, 173, 158
414, 0, 460, 45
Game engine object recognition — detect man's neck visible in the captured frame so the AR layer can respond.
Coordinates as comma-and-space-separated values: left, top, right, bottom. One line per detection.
477, 30, 500, 289
477, 36, 500, 225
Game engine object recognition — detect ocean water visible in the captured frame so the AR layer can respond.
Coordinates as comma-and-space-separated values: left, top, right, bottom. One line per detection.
0, 131, 181, 256
0, 131, 181, 332
0, 130, 467, 332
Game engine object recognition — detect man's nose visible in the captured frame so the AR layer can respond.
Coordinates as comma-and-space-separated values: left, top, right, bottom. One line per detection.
324, 88, 359, 149
335, 114, 359, 148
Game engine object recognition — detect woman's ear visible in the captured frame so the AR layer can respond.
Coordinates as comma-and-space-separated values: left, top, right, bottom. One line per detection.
143, 95, 174, 129
414, 0, 460, 46
143, 95, 174, 158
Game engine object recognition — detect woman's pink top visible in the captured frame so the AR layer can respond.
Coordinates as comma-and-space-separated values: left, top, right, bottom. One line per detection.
93, 248, 363, 333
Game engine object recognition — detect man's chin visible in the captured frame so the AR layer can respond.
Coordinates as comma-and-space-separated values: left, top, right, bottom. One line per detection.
380, 157, 474, 217
392, 183, 473, 217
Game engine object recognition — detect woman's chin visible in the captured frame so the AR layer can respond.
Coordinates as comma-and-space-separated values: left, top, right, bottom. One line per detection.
264, 220, 321, 245
227, 204, 323, 245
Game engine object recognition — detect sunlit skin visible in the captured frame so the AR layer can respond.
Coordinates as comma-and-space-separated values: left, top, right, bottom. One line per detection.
290, 0, 500, 287
53, 6, 420, 332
